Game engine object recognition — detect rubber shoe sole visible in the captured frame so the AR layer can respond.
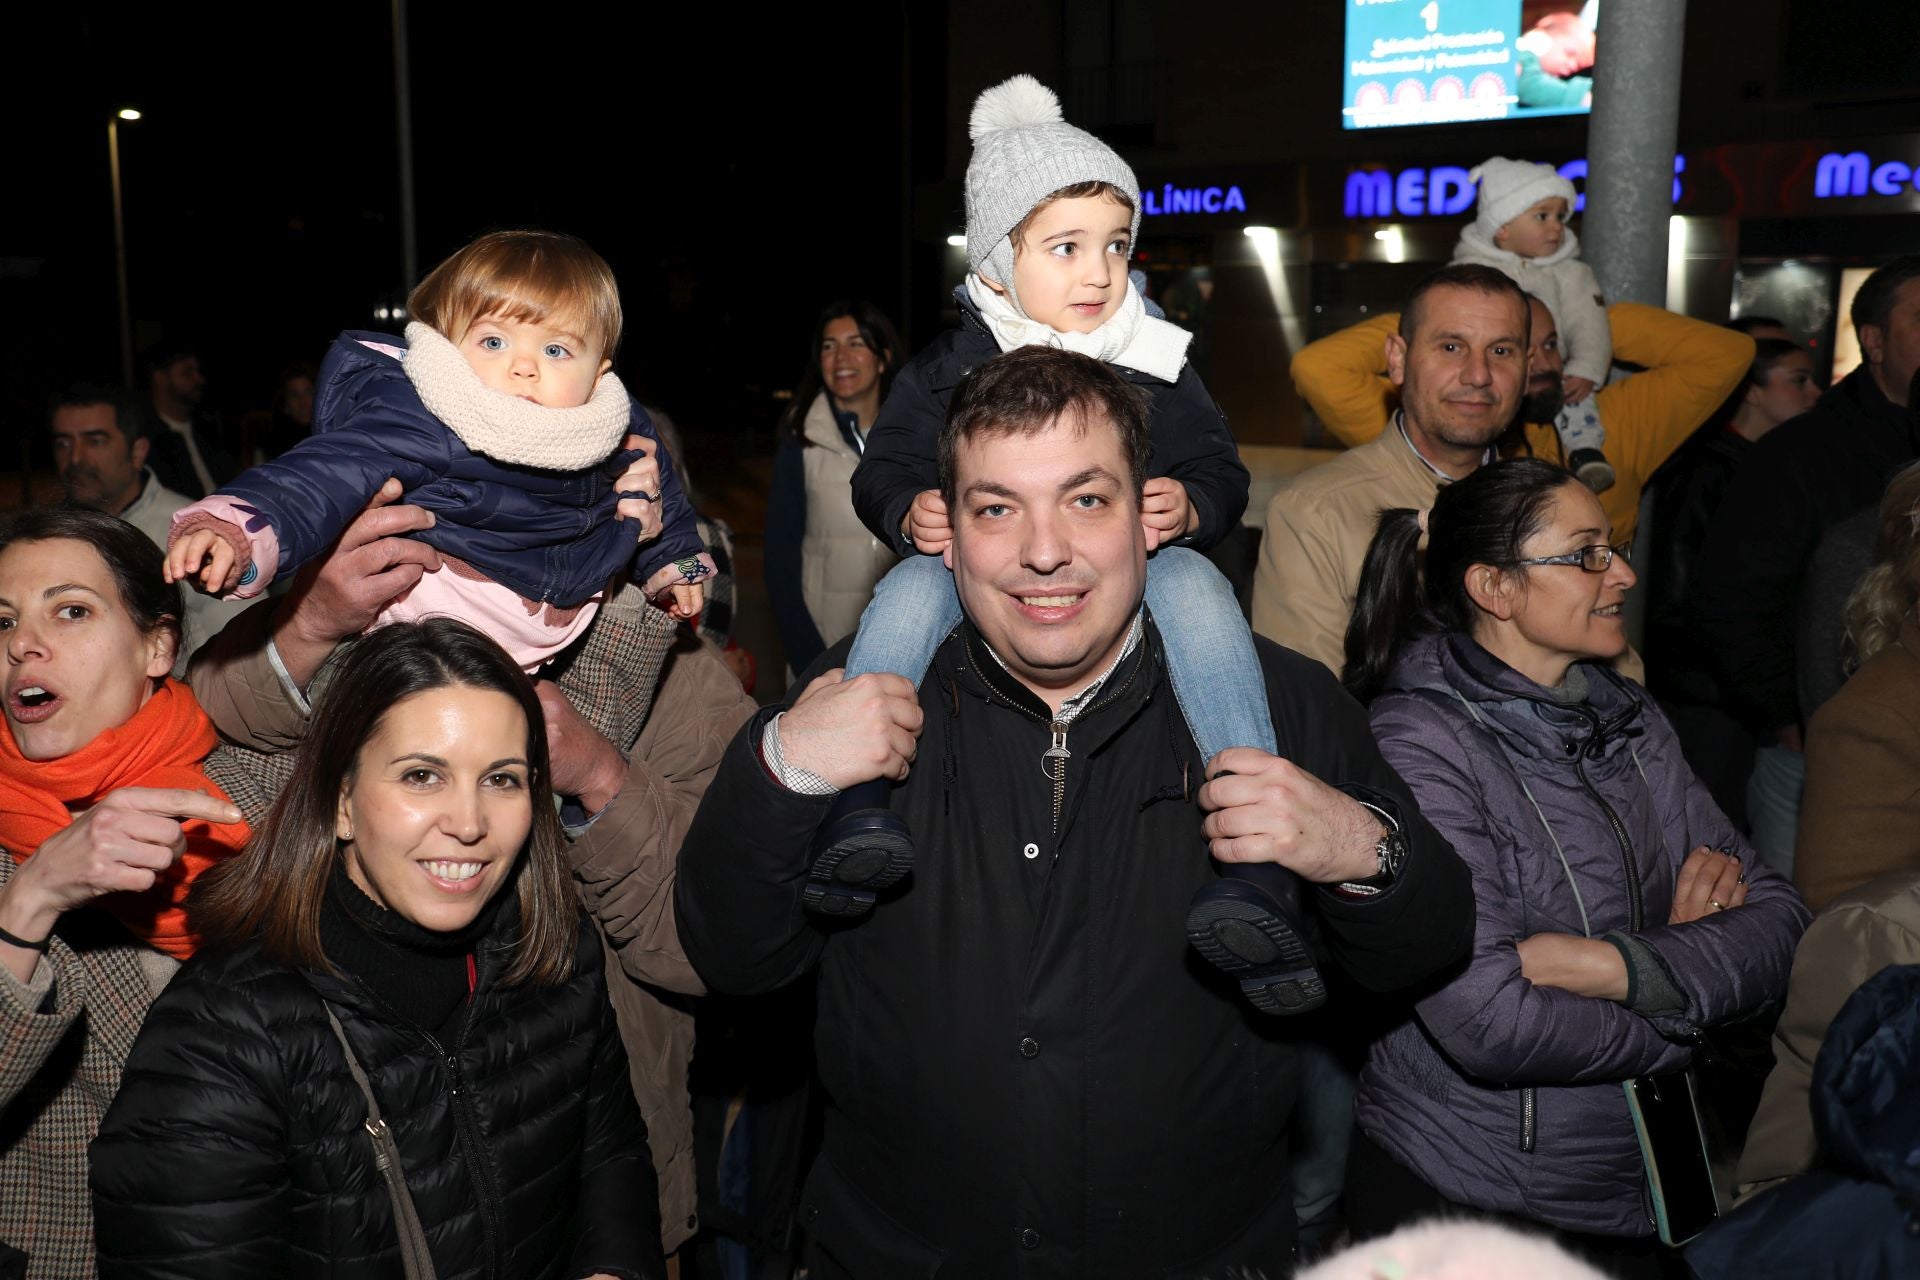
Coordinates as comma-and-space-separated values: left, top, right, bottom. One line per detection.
802, 812, 914, 918
1571, 453, 1617, 495
1186, 879, 1327, 1015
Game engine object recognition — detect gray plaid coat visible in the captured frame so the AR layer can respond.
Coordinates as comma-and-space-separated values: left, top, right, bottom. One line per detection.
0, 855, 175, 1278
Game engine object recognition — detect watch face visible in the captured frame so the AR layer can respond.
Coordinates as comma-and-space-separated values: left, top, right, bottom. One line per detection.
1380, 830, 1408, 878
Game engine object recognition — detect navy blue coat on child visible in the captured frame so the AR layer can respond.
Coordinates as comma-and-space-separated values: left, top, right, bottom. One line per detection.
169, 325, 711, 670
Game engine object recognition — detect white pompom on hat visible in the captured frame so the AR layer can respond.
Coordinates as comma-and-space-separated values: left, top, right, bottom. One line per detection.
1296, 1220, 1611, 1280
964, 74, 1141, 292
1471, 156, 1578, 240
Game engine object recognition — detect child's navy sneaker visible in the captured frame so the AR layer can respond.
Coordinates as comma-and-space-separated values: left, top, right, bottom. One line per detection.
802, 779, 914, 917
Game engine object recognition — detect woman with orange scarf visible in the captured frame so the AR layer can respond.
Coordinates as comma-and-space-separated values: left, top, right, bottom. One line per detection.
0, 508, 246, 1278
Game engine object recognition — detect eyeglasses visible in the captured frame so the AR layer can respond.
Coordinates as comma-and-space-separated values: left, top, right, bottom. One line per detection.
1513, 543, 1632, 573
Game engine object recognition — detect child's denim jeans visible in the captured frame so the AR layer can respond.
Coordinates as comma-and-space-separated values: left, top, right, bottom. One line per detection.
842, 546, 1277, 764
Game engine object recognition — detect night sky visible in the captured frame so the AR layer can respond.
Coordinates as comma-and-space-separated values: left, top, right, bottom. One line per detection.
7, 2, 933, 463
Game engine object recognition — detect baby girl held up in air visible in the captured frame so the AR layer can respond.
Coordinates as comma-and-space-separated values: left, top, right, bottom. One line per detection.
165, 230, 711, 672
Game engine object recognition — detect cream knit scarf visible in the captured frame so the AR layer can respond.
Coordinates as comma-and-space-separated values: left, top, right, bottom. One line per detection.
402, 321, 631, 471
965, 273, 1193, 383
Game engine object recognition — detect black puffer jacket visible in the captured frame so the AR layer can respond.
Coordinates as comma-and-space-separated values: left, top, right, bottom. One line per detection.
1645, 426, 1749, 706
90, 898, 662, 1280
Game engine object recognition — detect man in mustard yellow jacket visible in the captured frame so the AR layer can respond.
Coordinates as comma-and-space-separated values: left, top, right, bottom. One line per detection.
1254, 266, 1752, 676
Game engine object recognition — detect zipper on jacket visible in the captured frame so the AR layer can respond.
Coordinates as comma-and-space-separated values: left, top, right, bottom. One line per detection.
418, 1022, 504, 1280
1537, 727, 1647, 1166
1571, 739, 1644, 932
1044, 720, 1070, 835
339, 973, 506, 1280
454, 1014, 509, 1280
970, 630, 1147, 844
1464, 690, 1642, 1157
1036, 665, 1145, 839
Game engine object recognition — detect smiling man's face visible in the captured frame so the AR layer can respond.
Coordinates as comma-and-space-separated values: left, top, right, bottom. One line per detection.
1387, 282, 1530, 473
945, 407, 1146, 709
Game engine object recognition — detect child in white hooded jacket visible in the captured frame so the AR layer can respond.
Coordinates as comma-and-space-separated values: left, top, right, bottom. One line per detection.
1453, 156, 1616, 492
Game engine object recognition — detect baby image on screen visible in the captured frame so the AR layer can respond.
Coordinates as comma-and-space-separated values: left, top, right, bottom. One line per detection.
1515, 3, 1598, 110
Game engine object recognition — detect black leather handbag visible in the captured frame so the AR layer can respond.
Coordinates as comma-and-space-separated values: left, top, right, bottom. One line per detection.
1622, 1068, 1720, 1245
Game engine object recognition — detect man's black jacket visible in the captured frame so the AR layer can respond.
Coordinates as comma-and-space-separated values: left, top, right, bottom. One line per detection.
849, 293, 1251, 557
675, 618, 1474, 1278
1694, 369, 1917, 734
1646, 426, 1749, 707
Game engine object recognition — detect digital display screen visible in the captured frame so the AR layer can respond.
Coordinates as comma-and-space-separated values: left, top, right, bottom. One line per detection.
1344, 0, 1597, 130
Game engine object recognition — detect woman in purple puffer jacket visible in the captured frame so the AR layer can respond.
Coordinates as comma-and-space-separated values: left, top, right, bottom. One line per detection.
1339, 459, 1809, 1280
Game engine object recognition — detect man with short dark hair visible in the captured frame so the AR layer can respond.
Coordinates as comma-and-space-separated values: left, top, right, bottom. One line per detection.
675, 346, 1474, 1277
1255, 265, 1531, 673
1258, 264, 1753, 675
139, 341, 230, 499
1695, 254, 1920, 875
49, 383, 247, 664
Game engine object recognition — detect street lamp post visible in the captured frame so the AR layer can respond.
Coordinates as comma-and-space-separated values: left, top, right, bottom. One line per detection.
108, 108, 141, 388
392, 0, 418, 291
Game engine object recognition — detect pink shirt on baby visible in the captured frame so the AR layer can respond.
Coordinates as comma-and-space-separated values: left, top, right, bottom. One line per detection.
376, 563, 602, 672
172, 496, 605, 672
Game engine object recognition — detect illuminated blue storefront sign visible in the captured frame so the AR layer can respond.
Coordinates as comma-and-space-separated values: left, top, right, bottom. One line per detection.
1343, 155, 1687, 218
1343, 165, 1481, 217
1141, 184, 1248, 216
1813, 152, 1920, 199
1139, 143, 1914, 226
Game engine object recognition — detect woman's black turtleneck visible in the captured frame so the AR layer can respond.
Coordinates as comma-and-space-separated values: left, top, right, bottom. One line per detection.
319, 860, 507, 1038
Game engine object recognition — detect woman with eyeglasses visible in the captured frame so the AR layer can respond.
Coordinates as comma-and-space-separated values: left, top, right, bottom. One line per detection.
1338, 458, 1809, 1279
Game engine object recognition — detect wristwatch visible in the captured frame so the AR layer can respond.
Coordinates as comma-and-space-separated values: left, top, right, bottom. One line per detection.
1335, 800, 1406, 897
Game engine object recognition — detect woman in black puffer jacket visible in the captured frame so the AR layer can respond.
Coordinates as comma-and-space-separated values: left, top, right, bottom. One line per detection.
90, 620, 663, 1280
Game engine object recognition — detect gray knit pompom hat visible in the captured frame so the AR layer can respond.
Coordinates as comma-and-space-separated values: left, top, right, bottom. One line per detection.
964, 74, 1141, 291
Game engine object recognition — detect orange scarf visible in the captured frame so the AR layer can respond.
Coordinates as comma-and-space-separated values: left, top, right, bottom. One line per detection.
0, 678, 250, 958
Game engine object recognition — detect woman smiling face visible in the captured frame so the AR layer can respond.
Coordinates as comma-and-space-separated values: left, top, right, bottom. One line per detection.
335, 684, 535, 933
819, 315, 885, 406
0, 537, 173, 762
